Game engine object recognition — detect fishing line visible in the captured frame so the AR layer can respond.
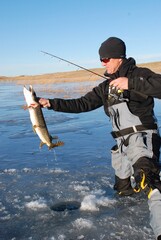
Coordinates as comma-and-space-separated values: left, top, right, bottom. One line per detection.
52, 148, 59, 170
41, 51, 108, 80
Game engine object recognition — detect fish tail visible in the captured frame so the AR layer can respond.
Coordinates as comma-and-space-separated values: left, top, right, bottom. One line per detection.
48, 141, 64, 150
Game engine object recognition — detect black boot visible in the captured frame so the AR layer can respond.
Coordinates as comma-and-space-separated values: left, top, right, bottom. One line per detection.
133, 168, 161, 198
133, 157, 161, 198
114, 175, 134, 196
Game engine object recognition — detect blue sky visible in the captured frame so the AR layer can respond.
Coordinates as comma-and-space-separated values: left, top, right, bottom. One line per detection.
1, 0, 161, 76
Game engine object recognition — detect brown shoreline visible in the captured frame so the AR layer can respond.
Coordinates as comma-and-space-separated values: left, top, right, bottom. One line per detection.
0, 61, 161, 84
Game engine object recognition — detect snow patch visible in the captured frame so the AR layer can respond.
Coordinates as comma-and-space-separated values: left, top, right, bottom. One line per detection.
72, 218, 94, 230
3, 169, 17, 174
80, 189, 116, 211
25, 198, 47, 210
73, 184, 90, 192
49, 168, 69, 174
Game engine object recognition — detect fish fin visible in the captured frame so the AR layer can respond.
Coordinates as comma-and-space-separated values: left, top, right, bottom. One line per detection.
32, 125, 37, 133
48, 141, 64, 150
40, 141, 45, 148
52, 136, 58, 140
49, 135, 58, 142
22, 105, 30, 110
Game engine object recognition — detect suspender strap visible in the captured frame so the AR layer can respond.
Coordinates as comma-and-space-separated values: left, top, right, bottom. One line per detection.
111, 124, 158, 138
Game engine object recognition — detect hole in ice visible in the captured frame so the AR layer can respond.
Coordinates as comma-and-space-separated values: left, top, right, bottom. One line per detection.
50, 201, 81, 212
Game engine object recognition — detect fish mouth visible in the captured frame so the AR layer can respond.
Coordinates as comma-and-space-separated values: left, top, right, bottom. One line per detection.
24, 85, 36, 97
29, 85, 33, 92
24, 85, 33, 93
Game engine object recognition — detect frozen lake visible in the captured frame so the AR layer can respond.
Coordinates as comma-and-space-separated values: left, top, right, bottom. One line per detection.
1, 81, 161, 239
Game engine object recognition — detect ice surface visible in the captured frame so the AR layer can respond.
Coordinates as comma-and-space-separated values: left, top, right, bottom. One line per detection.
0, 82, 160, 239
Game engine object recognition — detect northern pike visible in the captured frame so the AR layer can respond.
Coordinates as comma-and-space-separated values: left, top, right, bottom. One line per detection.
23, 85, 64, 150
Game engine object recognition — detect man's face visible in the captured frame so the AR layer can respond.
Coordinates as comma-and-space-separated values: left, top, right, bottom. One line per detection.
101, 58, 123, 74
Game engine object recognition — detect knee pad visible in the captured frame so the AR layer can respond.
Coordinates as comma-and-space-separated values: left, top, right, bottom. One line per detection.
133, 157, 160, 175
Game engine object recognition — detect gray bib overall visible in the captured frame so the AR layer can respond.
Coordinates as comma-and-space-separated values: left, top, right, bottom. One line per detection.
108, 87, 158, 179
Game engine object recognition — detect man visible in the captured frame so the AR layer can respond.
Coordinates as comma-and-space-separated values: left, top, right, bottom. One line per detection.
35, 37, 161, 239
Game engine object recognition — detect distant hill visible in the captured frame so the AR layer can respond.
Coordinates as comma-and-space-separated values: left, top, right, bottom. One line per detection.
0, 61, 161, 84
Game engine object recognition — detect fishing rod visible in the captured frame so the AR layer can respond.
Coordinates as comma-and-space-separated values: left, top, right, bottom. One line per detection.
41, 51, 148, 99
41, 50, 107, 80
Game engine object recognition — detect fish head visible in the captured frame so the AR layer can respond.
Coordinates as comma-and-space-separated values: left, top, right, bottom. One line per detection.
23, 85, 38, 107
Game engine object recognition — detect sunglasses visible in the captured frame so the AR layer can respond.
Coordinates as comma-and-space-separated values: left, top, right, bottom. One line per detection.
100, 58, 111, 63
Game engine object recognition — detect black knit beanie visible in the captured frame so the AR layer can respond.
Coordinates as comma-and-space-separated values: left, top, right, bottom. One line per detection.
99, 37, 126, 59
